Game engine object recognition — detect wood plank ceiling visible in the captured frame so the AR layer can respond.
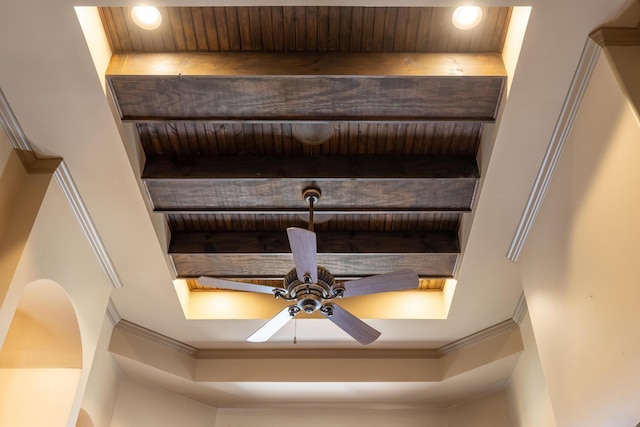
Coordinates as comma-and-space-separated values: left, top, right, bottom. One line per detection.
101, 6, 510, 289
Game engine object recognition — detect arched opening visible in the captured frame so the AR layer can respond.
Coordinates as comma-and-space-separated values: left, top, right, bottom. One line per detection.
76, 408, 94, 427
0, 279, 82, 426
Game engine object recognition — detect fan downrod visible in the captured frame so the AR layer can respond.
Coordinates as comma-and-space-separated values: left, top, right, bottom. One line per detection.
302, 187, 321, 232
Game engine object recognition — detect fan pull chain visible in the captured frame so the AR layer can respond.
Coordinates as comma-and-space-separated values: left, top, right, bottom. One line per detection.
293, 318, 298, 344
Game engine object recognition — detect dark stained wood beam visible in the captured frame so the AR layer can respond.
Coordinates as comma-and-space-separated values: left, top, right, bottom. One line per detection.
142, 155, 478, 211
170, 231, 459, 278
107, 52, 505, 121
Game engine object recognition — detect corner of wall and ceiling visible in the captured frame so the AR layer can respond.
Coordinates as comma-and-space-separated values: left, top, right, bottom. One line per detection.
0, 86, 123, 289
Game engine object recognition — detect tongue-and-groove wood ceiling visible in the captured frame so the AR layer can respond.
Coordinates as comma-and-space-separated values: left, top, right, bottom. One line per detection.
101, 6, 510, 286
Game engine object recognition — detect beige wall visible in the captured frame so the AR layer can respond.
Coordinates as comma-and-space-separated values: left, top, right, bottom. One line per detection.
110, 378, 217, 427
519, 49, 640, 426
107, 379, 515, 427
606, 45, 640, 122
507, 310, 556, 427
214, 407, 448, 427
0, 131, 114, 425
0, 369, 82, 426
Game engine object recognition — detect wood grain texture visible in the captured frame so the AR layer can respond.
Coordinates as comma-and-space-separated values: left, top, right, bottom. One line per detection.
137, 122, 483, 157
143, 156, 478, 211
107, 52, 505, 121
110, 76, 503, 121
170, 231, 458, 277
143, 155, 478, 179
172, 253, 458, 278
171, 231, 458, 253
107, 52, 506, 76
99, 6, 511, 54
99, 5, 509, 282
167, 212, 460, 233
145, 180, 477, 211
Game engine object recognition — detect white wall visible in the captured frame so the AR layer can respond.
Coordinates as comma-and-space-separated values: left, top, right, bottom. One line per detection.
110, 378, 217, 427
519, 49, 640, 426
507, 310, 556, 427
447, 390, 513, 427
79, 318, 121, 427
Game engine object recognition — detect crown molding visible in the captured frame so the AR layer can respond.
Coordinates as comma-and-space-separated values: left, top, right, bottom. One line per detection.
54, 162, 123, 289
116, 317, 518, 361
590, 25, 640, 47
511, 292, 528, 325
106, 299, 122, 326
115, 320, 199, 357
0, 86, 123, 289
507, 37, 601, 262
0, 88, 31, 151
198, 348, 441, 359
438, 318, 518, 355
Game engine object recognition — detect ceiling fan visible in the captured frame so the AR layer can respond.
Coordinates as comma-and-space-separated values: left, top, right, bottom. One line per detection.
197, 187, 419, 345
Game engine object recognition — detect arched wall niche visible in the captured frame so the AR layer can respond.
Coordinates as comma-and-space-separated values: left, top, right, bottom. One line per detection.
0, 279, 83, 426
0, 279, 82, 368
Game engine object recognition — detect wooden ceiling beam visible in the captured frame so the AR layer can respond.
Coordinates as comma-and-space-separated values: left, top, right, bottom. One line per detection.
143, 155, 478, 211
170, 231, 458, 278
107, 52, 505, 121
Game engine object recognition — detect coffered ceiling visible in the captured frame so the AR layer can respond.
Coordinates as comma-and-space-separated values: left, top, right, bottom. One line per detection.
102, 6, 509, 285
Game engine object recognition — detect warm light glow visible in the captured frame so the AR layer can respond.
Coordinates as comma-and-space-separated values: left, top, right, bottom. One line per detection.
452, 6, 483, 30
130, 6, 162, 30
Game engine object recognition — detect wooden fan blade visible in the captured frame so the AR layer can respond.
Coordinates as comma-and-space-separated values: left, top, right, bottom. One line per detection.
341, 269, 419, 298
247, 306, 297, 342
197, 277, 284, 295
321, 303, 381, 345
286, 227, 318, 283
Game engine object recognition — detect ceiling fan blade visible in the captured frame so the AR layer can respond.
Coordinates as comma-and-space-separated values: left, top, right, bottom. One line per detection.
247, 306, 297, 342
286, 227, 318, 283
197, 277, 284, 295
320, 303, 381, 345
341, 269, 419, 298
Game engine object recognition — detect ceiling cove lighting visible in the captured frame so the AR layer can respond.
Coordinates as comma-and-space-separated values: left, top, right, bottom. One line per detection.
130, 6, 162, 30
452, 6, 483, 30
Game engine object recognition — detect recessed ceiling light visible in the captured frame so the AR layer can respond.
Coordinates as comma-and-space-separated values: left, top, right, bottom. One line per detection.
452, 6, 483, 30
130, 6, 162, 30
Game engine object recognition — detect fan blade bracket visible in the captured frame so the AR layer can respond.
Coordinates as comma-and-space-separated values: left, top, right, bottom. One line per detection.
329, 283, 346, 299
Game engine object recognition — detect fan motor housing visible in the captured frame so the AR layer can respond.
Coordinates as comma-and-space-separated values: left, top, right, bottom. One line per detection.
284, 266, 337, 312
